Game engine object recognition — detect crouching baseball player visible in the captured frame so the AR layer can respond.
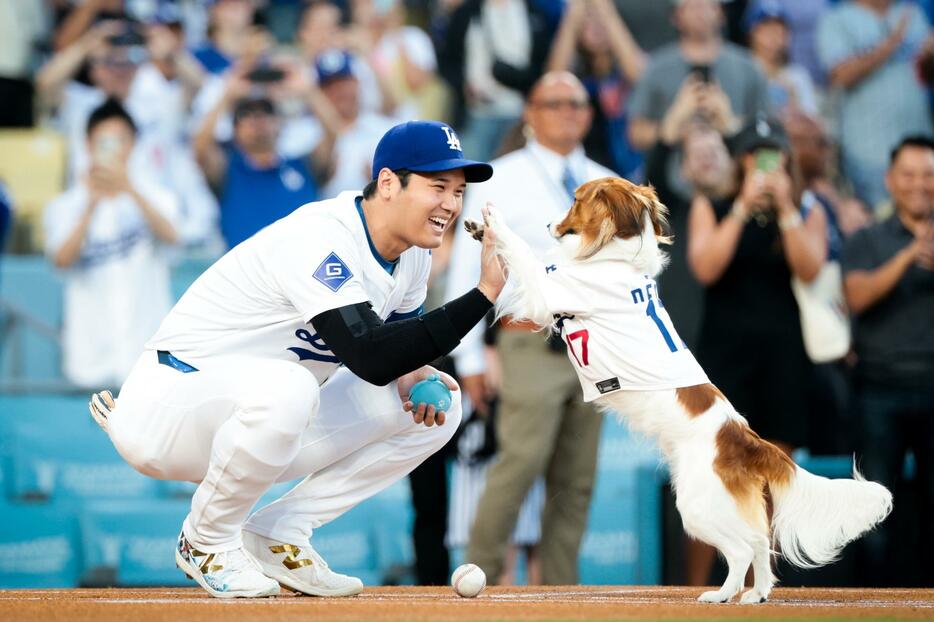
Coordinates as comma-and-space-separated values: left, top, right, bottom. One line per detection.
87, 121, 504, 599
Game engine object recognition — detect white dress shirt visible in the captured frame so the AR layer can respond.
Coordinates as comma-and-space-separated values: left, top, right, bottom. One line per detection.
445, 140, 617, 377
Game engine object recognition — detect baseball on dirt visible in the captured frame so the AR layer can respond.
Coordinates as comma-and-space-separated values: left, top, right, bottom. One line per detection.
451, 563, 486, 598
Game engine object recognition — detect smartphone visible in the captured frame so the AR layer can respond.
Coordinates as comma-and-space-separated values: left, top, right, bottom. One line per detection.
92, 135, 124, 168
755, 148, 781, 173
247, 66, 286, 83
107, 28, 146, 47
690, 64, 712, 83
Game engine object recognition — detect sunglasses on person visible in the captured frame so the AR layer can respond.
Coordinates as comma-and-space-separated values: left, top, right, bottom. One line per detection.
530, 98, 590, 111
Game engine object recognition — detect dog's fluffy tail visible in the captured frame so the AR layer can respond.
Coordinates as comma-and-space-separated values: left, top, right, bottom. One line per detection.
768, 459, 892, 568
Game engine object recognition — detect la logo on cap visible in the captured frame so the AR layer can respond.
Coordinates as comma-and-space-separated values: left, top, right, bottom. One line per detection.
441, 126, 461, 152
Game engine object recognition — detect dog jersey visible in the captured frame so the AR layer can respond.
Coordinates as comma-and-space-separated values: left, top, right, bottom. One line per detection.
147, 191, 430, 385
540, 260, 709, 401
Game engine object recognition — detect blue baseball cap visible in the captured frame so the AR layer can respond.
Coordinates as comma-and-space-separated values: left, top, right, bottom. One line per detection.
372, 121, 493, 183
315, 49, 355, 85
744, 0, 788, 31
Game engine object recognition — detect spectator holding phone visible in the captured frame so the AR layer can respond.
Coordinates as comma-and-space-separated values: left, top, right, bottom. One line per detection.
193, 62, 342, 248
38, 18, 220, 248
43, 99, 180, 389
37, 20, 152, 180
628, 0, 769, 152
688, 115, 828, 455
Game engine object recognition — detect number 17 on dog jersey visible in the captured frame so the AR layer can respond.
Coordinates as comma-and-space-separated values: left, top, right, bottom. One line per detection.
541, 263, 709, 402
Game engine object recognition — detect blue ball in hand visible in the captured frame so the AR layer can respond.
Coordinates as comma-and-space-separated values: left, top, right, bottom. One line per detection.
409, 374, 453, 411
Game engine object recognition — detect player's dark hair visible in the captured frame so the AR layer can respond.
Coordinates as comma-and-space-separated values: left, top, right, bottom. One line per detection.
86, 98, 137, 137
890, 135, 934, 167
362, 169, 413, 199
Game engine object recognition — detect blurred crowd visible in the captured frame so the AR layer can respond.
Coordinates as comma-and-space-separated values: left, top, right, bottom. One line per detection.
0, 0, 932, 588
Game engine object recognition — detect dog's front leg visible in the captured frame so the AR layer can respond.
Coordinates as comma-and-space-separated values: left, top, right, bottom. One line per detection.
480, 204, 554, 327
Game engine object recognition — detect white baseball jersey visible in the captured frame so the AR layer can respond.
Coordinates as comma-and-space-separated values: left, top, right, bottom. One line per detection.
538, 259, 709, 401
44, 176, 180, 388
147, 191, 431, 385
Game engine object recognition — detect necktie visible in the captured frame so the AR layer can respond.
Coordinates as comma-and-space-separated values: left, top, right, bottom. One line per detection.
562, 164, 578, 203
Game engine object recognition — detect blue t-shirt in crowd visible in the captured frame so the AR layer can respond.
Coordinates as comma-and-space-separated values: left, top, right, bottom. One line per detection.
220, 146, 318, 249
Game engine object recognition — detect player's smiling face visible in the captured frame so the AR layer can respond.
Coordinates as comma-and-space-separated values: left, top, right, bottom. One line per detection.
397, 170, 466, 249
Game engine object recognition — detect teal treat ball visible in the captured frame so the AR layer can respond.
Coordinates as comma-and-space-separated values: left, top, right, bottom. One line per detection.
409, 374, 453, 411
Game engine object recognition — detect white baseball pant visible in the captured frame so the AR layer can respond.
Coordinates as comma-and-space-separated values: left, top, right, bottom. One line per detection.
106, 350, 461, 553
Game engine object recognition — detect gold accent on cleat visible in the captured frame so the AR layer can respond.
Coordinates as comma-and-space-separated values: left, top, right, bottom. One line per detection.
190, 549, 224, 575
269, 544, 314, 569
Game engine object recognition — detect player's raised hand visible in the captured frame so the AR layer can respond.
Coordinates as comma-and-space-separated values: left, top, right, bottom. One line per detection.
398, 365, 458, 427
477, 203, 507, 302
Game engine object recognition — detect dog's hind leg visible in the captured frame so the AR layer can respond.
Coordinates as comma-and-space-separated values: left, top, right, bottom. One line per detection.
678, 494, 754, 603
695, 533, 753, 603
739, 534, 773, 604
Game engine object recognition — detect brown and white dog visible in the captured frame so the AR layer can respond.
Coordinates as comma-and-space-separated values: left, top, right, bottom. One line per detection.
466, 177, 892, 604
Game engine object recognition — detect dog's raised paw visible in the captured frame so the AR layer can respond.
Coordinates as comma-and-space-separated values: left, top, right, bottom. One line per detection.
463, 219, 484, 242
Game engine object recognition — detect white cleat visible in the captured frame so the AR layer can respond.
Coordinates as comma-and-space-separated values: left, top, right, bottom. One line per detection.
242, 531, 363, 597
88, 390, 115, 432
175, 531, 280, 599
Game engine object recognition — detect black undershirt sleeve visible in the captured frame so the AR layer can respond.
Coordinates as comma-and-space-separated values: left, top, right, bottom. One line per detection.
310, 288, 493, 386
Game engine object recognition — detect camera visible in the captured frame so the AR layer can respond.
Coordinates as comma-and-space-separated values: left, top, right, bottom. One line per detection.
107, 26, 146, 47
246, 66, 286, 83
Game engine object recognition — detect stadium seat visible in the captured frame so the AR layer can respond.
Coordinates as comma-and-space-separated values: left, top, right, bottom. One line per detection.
0, 394, 159, 501
579, 415, 664, 585
0, 256, 66, 388
0, 499, 82, 588
0, 129, 67, 249
79, 499, 190, 586
0, 128, 66, 248
369, 481, 415, 585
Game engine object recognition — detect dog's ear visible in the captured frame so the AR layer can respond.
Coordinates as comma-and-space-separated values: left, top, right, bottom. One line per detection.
633, 184, 673, 246
560, 178, 674, 258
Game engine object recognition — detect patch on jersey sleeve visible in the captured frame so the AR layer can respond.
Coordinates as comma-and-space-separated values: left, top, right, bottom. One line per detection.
313, 252, 353, 292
